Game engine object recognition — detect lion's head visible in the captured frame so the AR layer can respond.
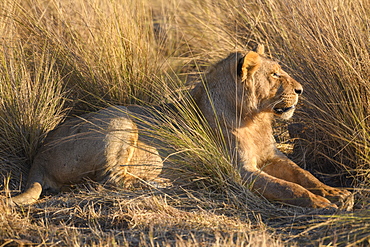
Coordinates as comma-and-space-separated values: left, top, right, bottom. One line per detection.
236, 45, 303, 119
192, 45, 303, 128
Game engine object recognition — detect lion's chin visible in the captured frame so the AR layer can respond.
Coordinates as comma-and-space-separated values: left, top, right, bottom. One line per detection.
273, 105, 296, 119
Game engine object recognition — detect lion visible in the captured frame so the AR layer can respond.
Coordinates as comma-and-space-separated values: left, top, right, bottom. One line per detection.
192, 45, 352, 210
11, 45, 352, 210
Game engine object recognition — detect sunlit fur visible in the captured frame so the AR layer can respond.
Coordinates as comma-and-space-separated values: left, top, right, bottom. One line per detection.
192, 46, 352, 209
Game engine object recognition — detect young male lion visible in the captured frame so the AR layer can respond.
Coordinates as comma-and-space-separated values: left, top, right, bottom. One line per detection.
192, 45, 352, 210
11, 45, 352, 209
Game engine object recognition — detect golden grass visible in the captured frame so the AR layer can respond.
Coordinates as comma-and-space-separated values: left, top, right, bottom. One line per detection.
0, 185, 284, 246
0, 0, 369, 246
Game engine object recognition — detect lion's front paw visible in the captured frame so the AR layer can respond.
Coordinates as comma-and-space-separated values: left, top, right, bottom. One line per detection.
309, 194, 338, 210
319, 187, 353, 211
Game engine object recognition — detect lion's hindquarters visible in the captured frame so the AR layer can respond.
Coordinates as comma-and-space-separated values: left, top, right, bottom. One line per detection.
129, 141, 163, 178
100, 114, 139, 183
11, 106, 164, 205
46, 107, 162, 185
35, 110, 136, 187
102, 108, 163, 184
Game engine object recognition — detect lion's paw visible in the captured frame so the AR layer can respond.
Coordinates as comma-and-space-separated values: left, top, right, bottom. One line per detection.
319, 187, 353, 211
309, 194, 338, 210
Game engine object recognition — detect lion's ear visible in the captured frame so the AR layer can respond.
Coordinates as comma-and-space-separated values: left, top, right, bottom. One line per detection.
239, 51, 261, 80
256, 44, 265, 55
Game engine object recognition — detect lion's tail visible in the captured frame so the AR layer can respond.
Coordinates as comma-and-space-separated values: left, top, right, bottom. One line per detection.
10, 182, 43, 205
9, 162, 45, 205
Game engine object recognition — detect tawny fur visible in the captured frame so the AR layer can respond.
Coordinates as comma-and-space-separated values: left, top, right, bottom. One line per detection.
11, 106, 163, 205
192, 45, 352, 210
11, 45, 352, 209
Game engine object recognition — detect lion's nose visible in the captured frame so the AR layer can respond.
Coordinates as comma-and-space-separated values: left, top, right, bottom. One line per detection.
294, 88, 303, 95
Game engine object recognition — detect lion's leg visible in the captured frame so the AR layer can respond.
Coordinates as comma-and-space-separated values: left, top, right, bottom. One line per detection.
246, 171, 337, 209
260, 156, 352, 207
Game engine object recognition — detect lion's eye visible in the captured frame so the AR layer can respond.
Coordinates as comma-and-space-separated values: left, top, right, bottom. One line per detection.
272, 72, 280, 78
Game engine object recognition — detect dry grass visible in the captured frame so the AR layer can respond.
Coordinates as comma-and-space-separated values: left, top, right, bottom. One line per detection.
0, 0, 369, 246
1, 184, 284, 246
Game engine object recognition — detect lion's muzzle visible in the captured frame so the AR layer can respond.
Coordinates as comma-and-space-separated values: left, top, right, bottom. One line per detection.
273, 105, 295, 114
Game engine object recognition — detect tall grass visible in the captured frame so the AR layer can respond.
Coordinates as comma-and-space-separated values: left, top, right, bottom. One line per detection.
0, 0, 369, 245
0, 0, 174, 184
0, 2, 66, 180
13, 0, 172, 105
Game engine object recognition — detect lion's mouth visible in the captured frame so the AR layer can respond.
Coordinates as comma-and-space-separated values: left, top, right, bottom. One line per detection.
273, 105, 295, 115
